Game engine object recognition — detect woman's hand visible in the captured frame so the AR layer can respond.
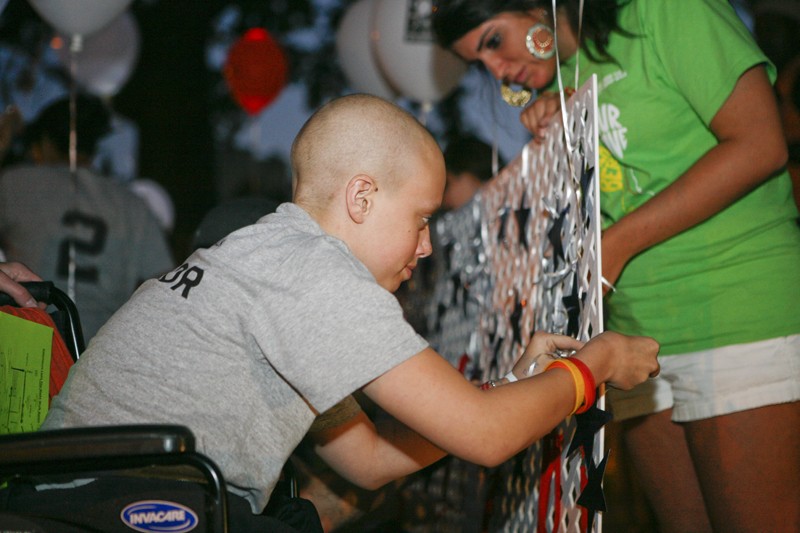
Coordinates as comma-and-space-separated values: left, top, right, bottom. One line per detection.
510, 331, 584, 379
520, 91, 563, 142
0, 261, 43, 307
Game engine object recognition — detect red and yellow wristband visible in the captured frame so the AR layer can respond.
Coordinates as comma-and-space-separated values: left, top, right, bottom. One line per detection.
568, 357, 596, 414
545, 357, 597, 414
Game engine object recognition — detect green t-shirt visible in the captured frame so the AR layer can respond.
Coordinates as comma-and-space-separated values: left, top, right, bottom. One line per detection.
558, 0, 800, 354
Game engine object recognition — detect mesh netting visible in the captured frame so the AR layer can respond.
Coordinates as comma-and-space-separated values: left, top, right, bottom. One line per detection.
404, 77, 605, 533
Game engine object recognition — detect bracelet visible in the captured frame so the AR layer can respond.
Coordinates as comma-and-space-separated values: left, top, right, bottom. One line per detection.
480, 379, 498, 390
545, 360, 585, 415
504, 370, 518, 383
567, 357, 597, 414
601, 276, 617, 293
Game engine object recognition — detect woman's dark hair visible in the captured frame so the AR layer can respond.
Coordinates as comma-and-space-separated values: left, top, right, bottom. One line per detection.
432, 0, 626, 63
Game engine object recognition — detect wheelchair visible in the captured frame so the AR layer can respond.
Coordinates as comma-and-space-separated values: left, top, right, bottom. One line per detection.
0, 424, 229, 532
0, 281, 313, 532
0, 282, 230, 532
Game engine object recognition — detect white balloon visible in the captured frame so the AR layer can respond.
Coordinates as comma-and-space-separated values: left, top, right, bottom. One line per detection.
130, 179, 175, 233
335, 0, 397, 101
0, 0, 9, 16
28, 0, 132, 38
373, 0, 467, 104
55, 11, 140, 98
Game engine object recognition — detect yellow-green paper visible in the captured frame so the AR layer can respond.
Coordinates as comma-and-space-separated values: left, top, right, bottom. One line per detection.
0, 311, 53, 434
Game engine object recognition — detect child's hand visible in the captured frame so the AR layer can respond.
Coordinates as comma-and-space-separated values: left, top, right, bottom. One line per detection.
510, 332, 584, 380
573, 331, 660, 390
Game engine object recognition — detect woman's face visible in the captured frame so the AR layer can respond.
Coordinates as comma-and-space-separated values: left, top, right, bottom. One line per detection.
451, 12, 560, 90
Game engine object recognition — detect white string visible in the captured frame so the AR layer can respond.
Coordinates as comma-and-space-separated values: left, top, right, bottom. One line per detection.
551, 0, 584, 155
492, 118, 500, 176
491, 82, 500, 175
480, 77, 501, 175
574, 0, 584, 89
66, 35, 83, 302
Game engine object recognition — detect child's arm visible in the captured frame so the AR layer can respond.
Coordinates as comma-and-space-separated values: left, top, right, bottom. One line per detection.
363, 331, 657, 466
309, 331, 588, 489
314, 330, 657, 486
310, 408, 447, 490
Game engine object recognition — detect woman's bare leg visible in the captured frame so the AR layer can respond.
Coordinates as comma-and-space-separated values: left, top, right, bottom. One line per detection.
685, 402, 800, 533
619, 409, 712, 533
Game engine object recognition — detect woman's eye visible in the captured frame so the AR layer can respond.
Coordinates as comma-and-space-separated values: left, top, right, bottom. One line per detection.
486, 33, 501, 50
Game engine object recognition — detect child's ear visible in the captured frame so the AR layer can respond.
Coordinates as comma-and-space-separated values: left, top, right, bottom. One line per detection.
345, 174, 376, 223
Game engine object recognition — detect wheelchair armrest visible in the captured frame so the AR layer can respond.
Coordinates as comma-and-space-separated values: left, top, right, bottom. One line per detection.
0, 424, 195, 466
0, 281, 55, 306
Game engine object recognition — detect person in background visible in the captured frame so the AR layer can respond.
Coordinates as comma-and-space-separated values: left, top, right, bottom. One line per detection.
0, 94, 174, 341
192, 196, 280, 250
441, 134, 502, 211
433, 1, 800, 532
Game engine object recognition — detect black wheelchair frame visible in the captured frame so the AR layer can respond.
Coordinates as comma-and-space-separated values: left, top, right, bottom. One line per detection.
0, 282, 230, 532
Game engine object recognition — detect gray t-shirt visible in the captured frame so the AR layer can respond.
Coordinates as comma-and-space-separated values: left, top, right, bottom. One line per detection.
42, 203, 427, 512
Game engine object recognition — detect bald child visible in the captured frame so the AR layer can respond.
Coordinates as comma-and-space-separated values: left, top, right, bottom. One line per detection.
39, 94, 659, 529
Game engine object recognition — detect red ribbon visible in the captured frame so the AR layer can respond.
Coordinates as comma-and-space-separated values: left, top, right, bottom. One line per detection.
538, 433, 562, 533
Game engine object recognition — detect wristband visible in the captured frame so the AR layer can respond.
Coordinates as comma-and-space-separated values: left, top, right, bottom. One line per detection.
504, 370, 518, 383
546, 359, 585, 414
567, 357, 597, 414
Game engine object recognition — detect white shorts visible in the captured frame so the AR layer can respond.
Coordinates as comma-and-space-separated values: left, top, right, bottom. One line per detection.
606, 334, 800, 423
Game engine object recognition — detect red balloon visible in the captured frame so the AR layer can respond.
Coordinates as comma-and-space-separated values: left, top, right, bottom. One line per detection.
224, 28, 288, 115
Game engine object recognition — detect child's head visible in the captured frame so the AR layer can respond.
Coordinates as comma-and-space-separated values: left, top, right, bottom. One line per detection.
291, 94, 445, 292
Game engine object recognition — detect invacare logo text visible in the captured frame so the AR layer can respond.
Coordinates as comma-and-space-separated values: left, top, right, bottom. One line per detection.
121, 500, 199, 532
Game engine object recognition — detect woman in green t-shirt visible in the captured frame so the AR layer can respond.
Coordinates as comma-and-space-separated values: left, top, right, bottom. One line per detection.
434, 1, 800, 532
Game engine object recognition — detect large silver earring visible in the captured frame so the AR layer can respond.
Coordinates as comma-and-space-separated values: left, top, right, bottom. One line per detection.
500, 82, 532, 107
526, 22, 555, 60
